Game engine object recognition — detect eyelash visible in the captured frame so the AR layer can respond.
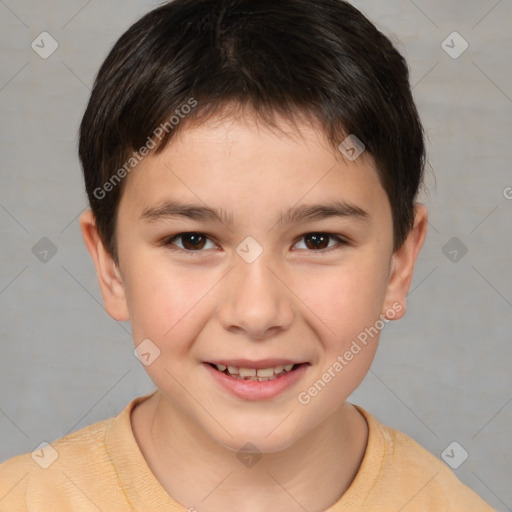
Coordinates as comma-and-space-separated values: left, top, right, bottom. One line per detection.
160, 232, 349, 255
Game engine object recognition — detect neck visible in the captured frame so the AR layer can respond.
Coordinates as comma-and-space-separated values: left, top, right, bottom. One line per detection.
131, 391, 368, 512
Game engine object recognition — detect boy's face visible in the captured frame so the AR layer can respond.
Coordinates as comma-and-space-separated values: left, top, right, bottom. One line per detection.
82, 109, 427, 453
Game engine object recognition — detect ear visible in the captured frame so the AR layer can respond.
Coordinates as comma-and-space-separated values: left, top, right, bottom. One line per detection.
382, 204, 428, 320
79, 209, 130, 322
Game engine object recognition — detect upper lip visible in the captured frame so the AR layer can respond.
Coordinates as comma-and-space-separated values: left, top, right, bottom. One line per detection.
206, 359, 307, 369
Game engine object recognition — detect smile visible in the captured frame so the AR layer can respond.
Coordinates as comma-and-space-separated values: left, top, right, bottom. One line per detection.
208, 363, 301, 381
203, 361, 309, 400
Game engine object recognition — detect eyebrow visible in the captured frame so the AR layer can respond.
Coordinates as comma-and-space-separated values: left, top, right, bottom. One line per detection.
140, 199, 371, 226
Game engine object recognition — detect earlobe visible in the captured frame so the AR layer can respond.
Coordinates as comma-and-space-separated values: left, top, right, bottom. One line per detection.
79, 209, 130, 322
382, 204, 428, 321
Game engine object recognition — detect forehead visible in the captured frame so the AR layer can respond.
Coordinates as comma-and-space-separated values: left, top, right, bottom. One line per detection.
119, 111, 390, 226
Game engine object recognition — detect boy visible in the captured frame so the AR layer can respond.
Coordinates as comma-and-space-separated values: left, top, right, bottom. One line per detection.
0, 0, 496, 510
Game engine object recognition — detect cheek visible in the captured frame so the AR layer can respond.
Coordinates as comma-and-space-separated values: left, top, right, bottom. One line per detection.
123, 253, 219, 351
295, 257, 388, 337
294, 264, 384, 413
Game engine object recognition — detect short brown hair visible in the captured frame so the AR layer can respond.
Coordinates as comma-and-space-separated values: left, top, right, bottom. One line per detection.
79, 0, 426, 262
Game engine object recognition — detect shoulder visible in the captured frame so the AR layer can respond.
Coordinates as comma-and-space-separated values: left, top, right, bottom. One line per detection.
352, 406, 496, 511
0, 415, 117, 509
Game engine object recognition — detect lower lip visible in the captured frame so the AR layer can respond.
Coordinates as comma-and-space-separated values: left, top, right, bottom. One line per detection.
203, 363, 309, 401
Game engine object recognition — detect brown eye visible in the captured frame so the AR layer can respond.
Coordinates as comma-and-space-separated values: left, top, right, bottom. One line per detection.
294, 233, 348, 252
180, 233, 207, 250
303, 233, 330, 250
164, 232, 215, 251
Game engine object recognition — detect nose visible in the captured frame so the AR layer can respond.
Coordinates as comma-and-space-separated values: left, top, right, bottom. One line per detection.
216, 253, 294, 341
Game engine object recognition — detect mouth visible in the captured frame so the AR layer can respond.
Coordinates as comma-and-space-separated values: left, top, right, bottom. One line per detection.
206, 362, 307, 382
203, 360, 310, 401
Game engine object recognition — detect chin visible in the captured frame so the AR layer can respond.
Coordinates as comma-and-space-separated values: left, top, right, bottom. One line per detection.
209, 418, 304, 455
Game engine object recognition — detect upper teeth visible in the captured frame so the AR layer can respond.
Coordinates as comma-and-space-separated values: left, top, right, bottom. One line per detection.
216, 364, 295, 377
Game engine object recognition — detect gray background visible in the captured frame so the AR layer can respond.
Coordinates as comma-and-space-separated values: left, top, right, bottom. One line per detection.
0, 0, 511, 510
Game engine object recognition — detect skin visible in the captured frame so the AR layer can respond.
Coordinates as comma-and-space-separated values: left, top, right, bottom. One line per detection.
80, 108, 428, 512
